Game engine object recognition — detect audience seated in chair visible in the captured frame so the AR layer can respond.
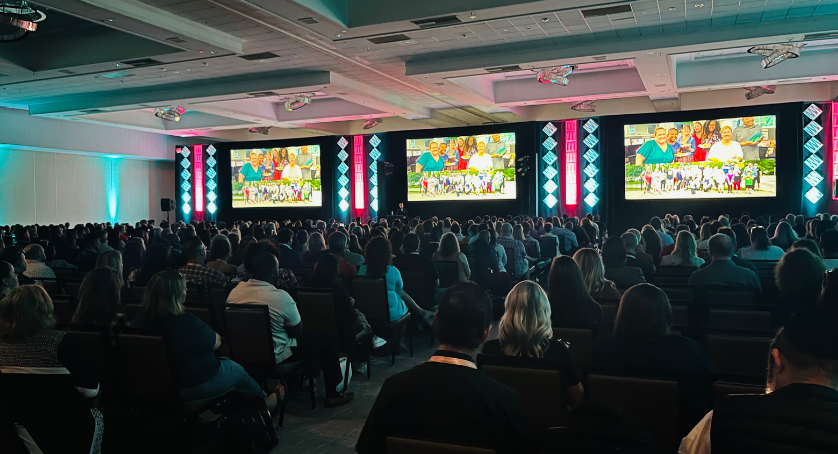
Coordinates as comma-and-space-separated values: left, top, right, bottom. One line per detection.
622, 230, 656, 282
0, 261, 18, 299
602, 237, 647, 289
820, 229, 838, 269
0, 246, 35, 286
275, 228, 304, 269
206, 234, 238, 276
22, 244, 56, 279
482, 280, 584, 406
593, 284, 714, 430
393, 233, 439, 303
356, 282, 530, 454
308, 254, 366, 352
574, 248, 621, 300
660, 231, 705, 268
547, 256, 604, 338
327, 231, 358, 277
771, 249, 825, 327
227, 251, 354, 408
681, 309, 838, 454
688, 234, 761, 291
737, 227, 785, 261
179, 237, 227, 287
72, 267, 129, 331
432, 232, 471, 284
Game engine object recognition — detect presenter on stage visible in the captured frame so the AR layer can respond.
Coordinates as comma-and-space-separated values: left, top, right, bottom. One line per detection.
707, 126, 744, 162
635, 127, 675, 166
467, 142, 495, 171
396, 202, 408, 217
238, 151, 264, 182
282, 153, 304, 181
415, 141, 445, 173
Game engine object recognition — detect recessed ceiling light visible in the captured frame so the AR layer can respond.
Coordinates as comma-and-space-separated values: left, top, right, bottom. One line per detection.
542, 17, 550, 22
404, 41, 411, 44
656, 73, 661, 76
695, 3, 704, 7
160, 68, 166, 71
210, 51, 216, 55
663, 73, 667, 76
107, 18, 115, 22
462, 34, 468, 38
669, 6, 677, 10
646, 51, 654, 55
342, 30, 347, 33
113, 63, 121, 67
503, 29, 508, 32
525, 26, 532, 29
423, 76, 429, 78
336, 34, 342, 38
469, 13, 477, 19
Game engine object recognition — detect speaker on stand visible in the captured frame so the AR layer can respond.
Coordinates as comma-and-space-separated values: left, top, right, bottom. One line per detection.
161, 198, 175, 224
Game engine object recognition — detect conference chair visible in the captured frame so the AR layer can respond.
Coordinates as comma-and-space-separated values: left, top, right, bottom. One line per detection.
401, 271, 432, 309
351, 276, 413, 365
705, 304, 772, 331
123, 303, 142, 321
703, 329, 774, 378
64, 280, 82, 303
222, 303, 315, 415
710, 374, 765, 405
595, 300, 619, 338
57, 324, 116, 402
385, 437, 495, 454
295, 287, 371, 389
51, 297, 75, 324
435, 261, 460, 288
537, 236, 558, 260
183, 304, 214, 328
553, 326, 594, 375
35, 277, 63, 297
586, 369, 681, 452
52, 267, 77, 282
653, 267, 695, 285
701, 286, 759, 306
209, 286, 231, 336
476, 353, 567, 431
125, 285, 146, 301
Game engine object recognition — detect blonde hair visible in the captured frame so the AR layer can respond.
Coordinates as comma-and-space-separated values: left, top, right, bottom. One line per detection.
141, 270, 186, 319
0, 285, 55, 339
498, 281, 553, 358
573, 248, 609, 296
672, 231, 697, 266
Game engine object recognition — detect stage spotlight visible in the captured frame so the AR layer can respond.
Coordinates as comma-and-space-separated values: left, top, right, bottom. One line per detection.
516, 155, 530, 165
154, 106, 185, 122
516, 166, 530, 177
744, 85, 776, 100
571, 100, 597, 112
536, 65, 576, 86
248, 126, 272, 135
747, 43, 803, 69
284, 94, 311, 111
362, 118, 383, 130
0, 1, 46, 42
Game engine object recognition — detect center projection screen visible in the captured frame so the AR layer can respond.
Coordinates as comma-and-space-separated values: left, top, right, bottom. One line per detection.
406, 132, 517, 202
624, 115, 777, 200
231, 145, 322, 208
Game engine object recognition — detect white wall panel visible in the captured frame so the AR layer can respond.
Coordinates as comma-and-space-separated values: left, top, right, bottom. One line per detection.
33, 153, 57, 223
55, 154, 78, 223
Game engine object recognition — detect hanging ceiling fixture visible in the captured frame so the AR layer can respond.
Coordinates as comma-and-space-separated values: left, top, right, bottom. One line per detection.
154, 106, 185, 121
744, 85, 776, 100
747, 43, 804, 69
283, 93, 312, 111
0, 1, 46, 42
571, 100, 597, 112
248, 126, 272, 135
536, 65, 577, 86
362, 118, 383, 130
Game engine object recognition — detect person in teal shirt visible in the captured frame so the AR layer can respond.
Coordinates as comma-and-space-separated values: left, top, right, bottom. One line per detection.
238, 151, 263, 182
636, 127, 675, 166
415, 141, 445, 173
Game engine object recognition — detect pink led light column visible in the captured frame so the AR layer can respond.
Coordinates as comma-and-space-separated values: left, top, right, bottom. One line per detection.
830, 102, 838, 202
193, 145, 204, 220
352, 135, 366, 214
563, 120, 579, 214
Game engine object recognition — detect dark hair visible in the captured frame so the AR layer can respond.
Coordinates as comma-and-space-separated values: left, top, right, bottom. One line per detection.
209, 235, 231, 262
122, 241, 144, 279
437, 282, 493, 349
731, 224, 750, 250
543, 222, 553, 233
791, 238, 824, 258
72, 267, 123, 326
750, 227, 770, 250
772, 310, 838, 387
601, 237, 627, 268
821, 229, 838, 254
328, 231, 347, 254
547, 256, 597, 327
134, 243, 170, 287
364, 236, 392, 278
640, 225, 662, 259
613, 284, 672, 338
309, 253, 339, 288
277, 228, 294, 245
182, 236, 205, 261
708, 233, 735, 258
775, 249, 825, 305
403, 233, 420, 254
243, 240, 281, 273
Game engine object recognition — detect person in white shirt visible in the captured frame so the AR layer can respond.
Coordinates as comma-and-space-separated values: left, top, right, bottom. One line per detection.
737, 227, 785, 261
22, 244, 56, 279
707, 126, 743, 162
282, 153, 303, 181
467, 142, 494, 171
227, 251, 354, 408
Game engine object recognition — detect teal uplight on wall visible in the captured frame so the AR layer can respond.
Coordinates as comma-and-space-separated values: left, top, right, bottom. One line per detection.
108, 158, 119, 223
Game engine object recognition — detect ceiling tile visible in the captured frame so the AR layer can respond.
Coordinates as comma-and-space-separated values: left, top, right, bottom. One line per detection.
787, 6, 817, 16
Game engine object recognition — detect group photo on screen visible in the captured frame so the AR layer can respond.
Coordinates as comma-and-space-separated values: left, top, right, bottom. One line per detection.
624, 115, 777, 200
406, 133, 517, 202
230, 145, 322, 208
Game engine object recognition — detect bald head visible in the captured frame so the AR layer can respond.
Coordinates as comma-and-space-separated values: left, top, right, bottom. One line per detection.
708, 233, 735, 260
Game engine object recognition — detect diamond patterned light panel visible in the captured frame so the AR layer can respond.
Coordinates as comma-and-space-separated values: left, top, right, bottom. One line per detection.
368, 135, 380, 213
583, 149, 598, 163
543, 194, 558, 209
804, 104, 823, 120
584, 193, 600, 207
805, 154, 824, 171
805, 187, 824, 204
584, 163, 599, 178
583, 119, 599, 134
369, 134, 381, 148
543, 151, 558, 166
805, 171, 824, 186
804, 138, 823, 154
542, 166, 558, 180
541, 122, 560, 212
804, 121, 824, 137
542, 137, 557, 151
584, 179, 599, 193
542, 122, 557, 136
543, 180, 558, 194
582, 134, 599, 149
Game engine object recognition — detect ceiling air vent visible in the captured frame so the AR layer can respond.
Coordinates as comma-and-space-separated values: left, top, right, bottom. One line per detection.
486, 65, 522, 73
166, 37, 187, 44
580, 5, 632, 18
433, 82, 446, 86
592, 55, 607, 61
247, 91, 276, 98
412, 15, 462, 29
803, 32, 838, 41
298, 17, 320, 24
80, 109, 109, 114
121, 58, 163, 67
240, 52, 280, 61
57, 69, 75, 75
368, 34, 411, 44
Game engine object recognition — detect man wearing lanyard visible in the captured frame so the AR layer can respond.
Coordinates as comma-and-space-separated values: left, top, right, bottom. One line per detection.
356, 282, 529, 454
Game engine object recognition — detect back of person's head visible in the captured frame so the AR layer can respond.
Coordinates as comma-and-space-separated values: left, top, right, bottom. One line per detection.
620, 232, 639, 253
673, 230, 697, 263
821, 229, 838, 255
775, 249, 825, 304
544, 222, 554, 233
547, 256, 595, 324
640, 225, 662, 251
308, 232, 326, 253
141, 270, 185, 319
769, 309, 838, 391
1, 246, 24, 270
477, 229, 490, 244
431, 224, 443, 242
750, 227, 770, 250
23, 244, 45, 262
613, 284, 672, 338
708, 233, 735, 259
122, 241, 145, 272
96, 250, 123, 274
0, 285, 55, 339
650, 216, 663, 231
437, 282, 493, 350
73, 267, 123, 325
243, 240, 281, 274
451, 222, 461, 234
327, 231, 347, 254
467, 224, 479, 238
364, 236, 392, 278
601, 236, 627, 268
791, 238, 824, 259
310, 253, 339, 288
277, 228, 294, 245
249, 251, 279, 283
403, 233, 420, 254
0, 261, 17, 297
182, 236, 205, 263
209, 234, 232, 262
499, 280, 553, 358
573, 248, 608, 295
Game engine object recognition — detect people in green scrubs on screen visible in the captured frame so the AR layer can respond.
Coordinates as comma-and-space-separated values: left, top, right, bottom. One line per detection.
415, 141, 445, 173
238, 151, 263, 182
635, 126, 675, 166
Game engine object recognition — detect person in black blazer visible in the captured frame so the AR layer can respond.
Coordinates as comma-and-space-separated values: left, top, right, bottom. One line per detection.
602, 237, 646, 290
276, 228, 303, 269
621, 232, 656, 282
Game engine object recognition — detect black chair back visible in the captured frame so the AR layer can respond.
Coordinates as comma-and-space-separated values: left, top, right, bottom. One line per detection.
553, 327, 593, 369
477, 354, 565, 431
435, 261, 459, 288
385, 437, 495, 454
209, 286, 231, 334
222, 303, 275, 366
351, 276, 391, 322
60, 325, 114, 395
52, 297, 75, 324
184, 304, 213, 328
704, 331, 773, 377
707, 305, 771, 330
711, 379, 764, 405
116, 329, 176, 403
538, 237, 558, 259
52, 267, 76, 281
124, 303, 142, 320
296, 288, 337, 335
37, 278, 63, 296
125, 286, 146, 301
598, 302, 619, 338
64, 281, 82, 302
401, 271, 429, 309
702, 286, 759, 305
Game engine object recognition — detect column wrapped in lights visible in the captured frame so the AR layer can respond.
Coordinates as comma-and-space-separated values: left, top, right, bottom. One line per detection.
193, 145, 204, 221
802, 103, 828, 216
204, 144, 218, 220
352, 135, 366, 216
562, 120, 580, 217
540, 122, 560, 216
176, 145, 192, 222
368, 134, 382, 215
581, 118, 601, 214
336, 136, 350, 220
830, 102, 838, 209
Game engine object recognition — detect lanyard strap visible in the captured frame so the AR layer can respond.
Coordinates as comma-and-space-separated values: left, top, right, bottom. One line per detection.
428, 355, 477, 369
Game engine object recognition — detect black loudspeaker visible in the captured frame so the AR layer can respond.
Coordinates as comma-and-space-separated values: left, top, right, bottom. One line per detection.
161, 198, 175, 212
